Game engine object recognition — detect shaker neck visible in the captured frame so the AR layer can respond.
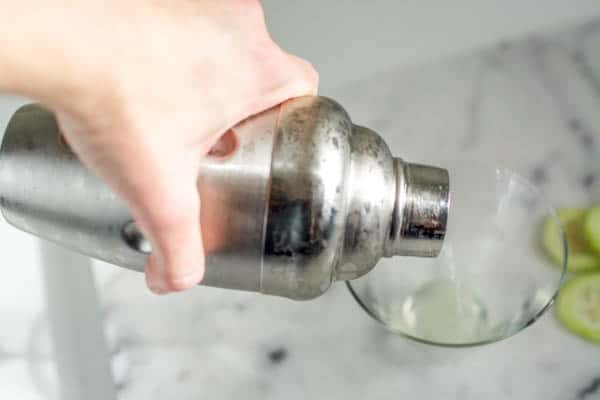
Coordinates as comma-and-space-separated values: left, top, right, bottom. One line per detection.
383, 159, 449, 258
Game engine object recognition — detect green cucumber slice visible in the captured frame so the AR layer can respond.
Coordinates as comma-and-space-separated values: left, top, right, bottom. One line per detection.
542, 208, 600, 273
584, 205, 600, 255
556, 273, 600, 343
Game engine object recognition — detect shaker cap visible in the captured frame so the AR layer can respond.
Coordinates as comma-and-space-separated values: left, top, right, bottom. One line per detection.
384, 160, 450, 257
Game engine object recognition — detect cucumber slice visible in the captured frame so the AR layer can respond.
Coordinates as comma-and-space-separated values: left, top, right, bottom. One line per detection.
542, 208, 600, 273
556, 273, 600, 343
584, 205, 600, 255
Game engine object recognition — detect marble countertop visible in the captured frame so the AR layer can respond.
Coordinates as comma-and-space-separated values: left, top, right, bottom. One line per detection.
93, 18, 600, 400
1, 15, 599, 400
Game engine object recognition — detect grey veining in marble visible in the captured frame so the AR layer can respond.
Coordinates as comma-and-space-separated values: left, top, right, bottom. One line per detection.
89, 17, 600, 400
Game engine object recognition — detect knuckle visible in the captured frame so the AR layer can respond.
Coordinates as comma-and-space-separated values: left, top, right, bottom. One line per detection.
304, 61, 319, 84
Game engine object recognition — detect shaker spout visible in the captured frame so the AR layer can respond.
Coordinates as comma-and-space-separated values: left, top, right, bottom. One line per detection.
384, 160, 450, 258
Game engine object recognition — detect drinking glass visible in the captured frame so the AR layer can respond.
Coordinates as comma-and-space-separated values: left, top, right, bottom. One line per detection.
347, 162, 567, 346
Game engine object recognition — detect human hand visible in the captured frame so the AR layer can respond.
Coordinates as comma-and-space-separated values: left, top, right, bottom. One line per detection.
0, 0, 317, 293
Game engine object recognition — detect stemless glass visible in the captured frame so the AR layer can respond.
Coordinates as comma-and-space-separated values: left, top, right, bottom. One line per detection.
347, 162, 567, 346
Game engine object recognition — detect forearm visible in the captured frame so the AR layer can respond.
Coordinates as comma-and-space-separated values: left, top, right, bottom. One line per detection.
0, 2, 107, 111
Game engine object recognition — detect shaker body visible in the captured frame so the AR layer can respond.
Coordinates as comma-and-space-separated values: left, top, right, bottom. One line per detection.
0, 97, 449, 300
0, 103, 277, 293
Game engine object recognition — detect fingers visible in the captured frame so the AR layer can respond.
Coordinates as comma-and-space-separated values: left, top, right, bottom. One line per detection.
136, 48, 318, 296
285, 54, 320, 96
137, 50, 317, 294
233, 49, 320, 126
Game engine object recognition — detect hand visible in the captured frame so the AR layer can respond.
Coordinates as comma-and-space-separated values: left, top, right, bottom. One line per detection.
0, 0, 318, 293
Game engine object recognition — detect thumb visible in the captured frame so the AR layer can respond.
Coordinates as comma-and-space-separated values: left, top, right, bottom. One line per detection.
135, 163, 205, 294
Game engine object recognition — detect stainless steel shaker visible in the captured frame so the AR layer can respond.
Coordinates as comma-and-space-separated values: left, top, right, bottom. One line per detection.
0, 96, 449, 300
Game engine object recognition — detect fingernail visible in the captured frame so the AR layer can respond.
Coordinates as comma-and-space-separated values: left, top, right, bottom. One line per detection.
149, 284, 168, 295
146, 274, 168, 295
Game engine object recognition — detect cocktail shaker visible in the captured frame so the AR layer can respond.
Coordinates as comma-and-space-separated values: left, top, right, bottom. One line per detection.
0, 96, 449, 300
